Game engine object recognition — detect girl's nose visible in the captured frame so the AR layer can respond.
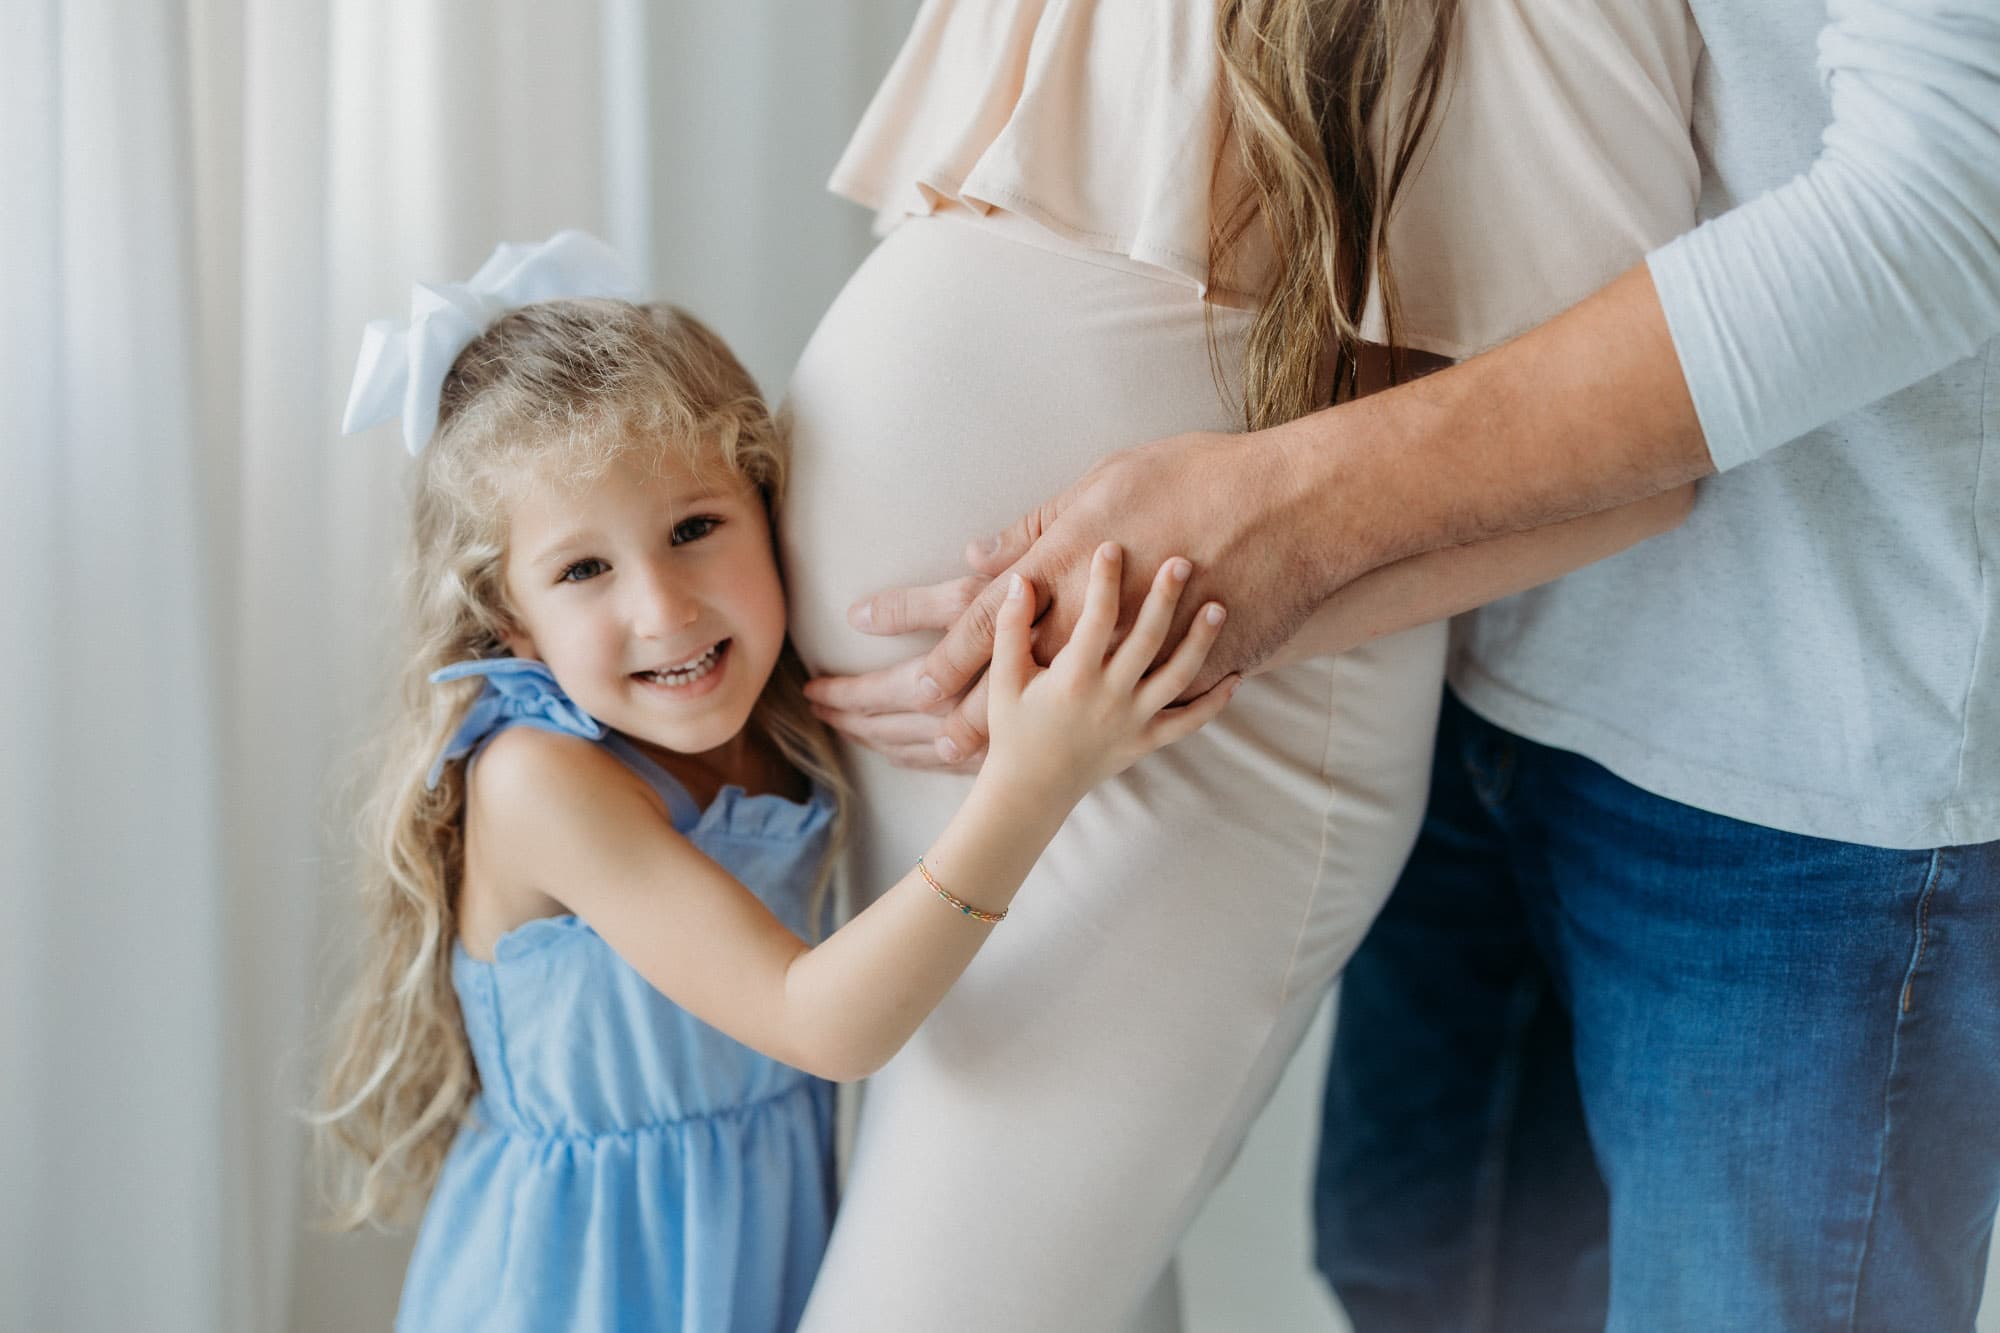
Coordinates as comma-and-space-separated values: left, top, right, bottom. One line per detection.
629, 562, 699, 637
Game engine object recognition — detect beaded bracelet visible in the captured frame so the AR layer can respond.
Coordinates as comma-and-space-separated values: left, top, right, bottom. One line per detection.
916, 856, 1007, 924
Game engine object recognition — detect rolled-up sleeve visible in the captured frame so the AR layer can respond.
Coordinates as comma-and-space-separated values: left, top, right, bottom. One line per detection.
1648, 0, 2000, 472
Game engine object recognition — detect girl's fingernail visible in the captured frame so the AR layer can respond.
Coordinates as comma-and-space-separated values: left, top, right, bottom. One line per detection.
849, 602, 874, 629
1170, 558, 1192, 581
982, 534, 1003, 556
1098, 541, 1120, 561
919, 674, 943, 701
937, 737, 963, 763
1008, 573, 1025, 599
1205, 604, 1226, 625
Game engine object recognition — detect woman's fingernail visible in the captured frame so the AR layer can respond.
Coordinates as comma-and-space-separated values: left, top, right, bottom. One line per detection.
1170, 558, 1193, 581
982, 534, 1003, 557
936, 737, 962, 763
919, 674, 943, 702
849, 602, 873, 629
1205, 604, 1226, 626
1008, 573, 1025, 599
1099, 541, 1120, 561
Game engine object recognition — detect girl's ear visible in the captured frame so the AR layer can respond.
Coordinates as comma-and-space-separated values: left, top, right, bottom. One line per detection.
500, 627, 540, 661
497, 612, 540, 661
490, 576, 538, 660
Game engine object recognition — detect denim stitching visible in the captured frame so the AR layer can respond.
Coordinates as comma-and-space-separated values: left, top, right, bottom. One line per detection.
1846, 849, 1945, 1331
1901, 856, 1941, 1014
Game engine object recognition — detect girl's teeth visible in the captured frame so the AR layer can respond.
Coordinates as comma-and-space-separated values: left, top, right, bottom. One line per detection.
645, 642, 721, 685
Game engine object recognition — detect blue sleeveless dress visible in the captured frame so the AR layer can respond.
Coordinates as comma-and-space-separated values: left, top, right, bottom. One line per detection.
397, 659, 838, 1333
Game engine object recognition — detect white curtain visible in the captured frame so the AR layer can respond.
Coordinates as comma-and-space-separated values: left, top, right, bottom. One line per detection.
3, 3, 911, 1329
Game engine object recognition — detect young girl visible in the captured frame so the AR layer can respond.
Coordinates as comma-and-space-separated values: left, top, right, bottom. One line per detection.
315, 232, 1238, 1333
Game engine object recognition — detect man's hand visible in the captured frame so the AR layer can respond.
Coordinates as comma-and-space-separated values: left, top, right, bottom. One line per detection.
897, 428, 1334, 764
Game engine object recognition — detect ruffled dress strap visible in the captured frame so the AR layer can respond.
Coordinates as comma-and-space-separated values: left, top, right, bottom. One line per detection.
830, 0, 1274, 305
425, 657, 606, 790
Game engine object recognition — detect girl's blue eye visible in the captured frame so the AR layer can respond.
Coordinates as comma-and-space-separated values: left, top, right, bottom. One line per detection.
672, 516, 721, 545
558, 557, 608, 584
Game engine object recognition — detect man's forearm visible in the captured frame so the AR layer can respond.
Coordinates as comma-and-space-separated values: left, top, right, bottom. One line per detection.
1269, 263, 1714, 600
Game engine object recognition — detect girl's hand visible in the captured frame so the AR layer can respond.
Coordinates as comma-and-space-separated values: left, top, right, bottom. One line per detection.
983, 543, 1239, 802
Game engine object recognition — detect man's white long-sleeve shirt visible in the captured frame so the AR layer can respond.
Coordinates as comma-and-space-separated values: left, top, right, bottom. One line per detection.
1433, 0, 1999, 847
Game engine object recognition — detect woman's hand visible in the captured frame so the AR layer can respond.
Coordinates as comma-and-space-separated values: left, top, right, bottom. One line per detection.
981, 543, 1239, 803
803, 576, 995, 772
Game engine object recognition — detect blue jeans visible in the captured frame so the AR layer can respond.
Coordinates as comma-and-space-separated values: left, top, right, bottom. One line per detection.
1315, 690, 2000, 1332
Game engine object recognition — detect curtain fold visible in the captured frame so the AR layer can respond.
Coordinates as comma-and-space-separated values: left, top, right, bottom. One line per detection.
6, 3, 228, 1328
1, 0, 79, 1324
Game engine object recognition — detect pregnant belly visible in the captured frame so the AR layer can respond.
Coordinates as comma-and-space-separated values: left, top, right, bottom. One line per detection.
776, 209, 1445, 960
779, 211, 1251, 679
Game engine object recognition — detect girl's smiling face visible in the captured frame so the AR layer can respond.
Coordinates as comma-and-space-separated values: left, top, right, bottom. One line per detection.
500, 449, 788, 769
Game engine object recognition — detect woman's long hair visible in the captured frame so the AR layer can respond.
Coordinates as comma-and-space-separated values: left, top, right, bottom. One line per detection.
312, 300, 848, 1230
1214, 0, 1459, 426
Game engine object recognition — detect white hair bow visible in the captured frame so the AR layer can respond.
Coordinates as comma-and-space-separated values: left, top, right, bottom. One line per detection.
341, 229, 642, 456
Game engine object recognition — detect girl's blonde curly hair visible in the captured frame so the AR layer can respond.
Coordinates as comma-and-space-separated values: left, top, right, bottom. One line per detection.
313, 299, 846, 1230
